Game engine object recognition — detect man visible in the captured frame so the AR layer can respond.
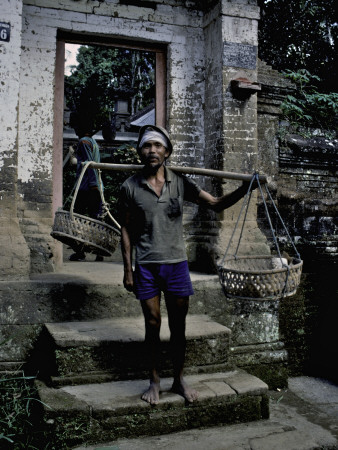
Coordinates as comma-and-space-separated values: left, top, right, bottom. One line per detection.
119, 125, 254, 405
69, 117, 104, 262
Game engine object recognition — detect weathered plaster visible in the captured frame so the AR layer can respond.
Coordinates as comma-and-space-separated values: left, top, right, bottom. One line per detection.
0, 1, 289, 384
0, 0, 31, 279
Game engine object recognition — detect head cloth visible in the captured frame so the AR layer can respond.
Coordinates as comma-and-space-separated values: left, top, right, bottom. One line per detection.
136, 125, 173, 156
139, 130, 168, 150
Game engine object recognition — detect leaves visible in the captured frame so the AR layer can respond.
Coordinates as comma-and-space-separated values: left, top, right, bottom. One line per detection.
257, 0, 337, 93
65, 45, 155, 135
0, 372, 47, 448
281, 69, 338, 135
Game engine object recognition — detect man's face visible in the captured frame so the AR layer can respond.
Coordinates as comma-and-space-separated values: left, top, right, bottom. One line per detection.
140, 141, 170, 170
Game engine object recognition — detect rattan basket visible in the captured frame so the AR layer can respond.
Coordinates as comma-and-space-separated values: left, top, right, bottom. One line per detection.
51, 209, 120, 257
218, 255, 303, 300
51, 161, 121, 256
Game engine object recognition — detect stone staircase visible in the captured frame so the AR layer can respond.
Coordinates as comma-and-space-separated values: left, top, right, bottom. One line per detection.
36, 313, 269, 448
41, 315, 232, 385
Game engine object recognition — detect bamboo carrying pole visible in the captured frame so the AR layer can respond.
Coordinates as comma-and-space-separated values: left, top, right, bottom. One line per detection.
86, 162, 269, 184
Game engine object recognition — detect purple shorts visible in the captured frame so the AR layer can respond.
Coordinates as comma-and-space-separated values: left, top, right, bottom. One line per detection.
133, 261, 194, 300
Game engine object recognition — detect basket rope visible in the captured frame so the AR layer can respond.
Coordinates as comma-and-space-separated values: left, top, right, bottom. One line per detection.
221, 174, 255, 265
51, 161, 121, 256
70, 161, 121, 230
218, 173, 303, 300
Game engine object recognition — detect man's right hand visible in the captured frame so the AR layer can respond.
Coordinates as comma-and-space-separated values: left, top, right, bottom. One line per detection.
123, 270, 134, 292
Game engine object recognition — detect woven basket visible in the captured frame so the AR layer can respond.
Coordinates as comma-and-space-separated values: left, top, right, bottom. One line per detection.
51, 209, 120, 257
218, 255, 303, 300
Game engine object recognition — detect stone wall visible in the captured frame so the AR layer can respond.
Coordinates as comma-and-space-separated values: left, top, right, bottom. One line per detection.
257, 60, 338, 382
18, 0, 209, 275
0, 0, 267, 278
0, 0, 31, 279
1, 0, 289, 384
257, 59, 337, 263
275, 134, 337, 382
186, 1, 269, 272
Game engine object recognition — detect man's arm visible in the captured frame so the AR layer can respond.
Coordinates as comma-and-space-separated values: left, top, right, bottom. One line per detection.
120, 210, 134, 292
196, 181, 252, 213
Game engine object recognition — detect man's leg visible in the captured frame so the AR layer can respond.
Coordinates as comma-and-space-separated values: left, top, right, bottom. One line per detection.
140, 295, 162, 405
165, 294, 198, 403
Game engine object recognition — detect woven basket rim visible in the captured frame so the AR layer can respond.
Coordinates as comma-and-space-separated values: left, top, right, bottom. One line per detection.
220, 290, 299, 301
50, 230, 118, 256
217, 255, 303, 275
55, 209, 121, 234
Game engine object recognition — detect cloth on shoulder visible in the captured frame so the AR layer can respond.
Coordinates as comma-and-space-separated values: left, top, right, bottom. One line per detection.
76, 136, 103, 191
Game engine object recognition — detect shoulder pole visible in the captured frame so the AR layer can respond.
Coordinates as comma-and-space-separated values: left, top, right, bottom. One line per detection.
85, 162, 269, 184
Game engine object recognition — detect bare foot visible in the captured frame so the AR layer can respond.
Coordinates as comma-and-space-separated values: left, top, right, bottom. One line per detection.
141, 381, 160, 405
171, 378, 198, 403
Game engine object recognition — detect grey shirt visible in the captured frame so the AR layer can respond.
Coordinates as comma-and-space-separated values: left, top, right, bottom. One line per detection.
119, 167, 201, 264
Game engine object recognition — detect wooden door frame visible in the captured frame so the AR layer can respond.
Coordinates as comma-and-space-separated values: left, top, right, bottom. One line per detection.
56, 31, 167, 126
53, 33, 167, 266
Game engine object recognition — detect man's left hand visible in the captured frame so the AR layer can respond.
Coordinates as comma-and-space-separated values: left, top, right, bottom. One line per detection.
242, 179, 259, 192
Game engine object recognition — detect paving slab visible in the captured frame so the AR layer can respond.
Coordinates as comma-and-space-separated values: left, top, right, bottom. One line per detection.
70, 377, 338, 450
37, 370, 269, 446
53, 370, 267, 410
32, 261, 219, 285
29, 262, 223, 320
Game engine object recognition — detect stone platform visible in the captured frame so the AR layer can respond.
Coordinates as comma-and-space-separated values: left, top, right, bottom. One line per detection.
37, 370, 268, 447
34, 311, 269, 447
43, 315, 232, 385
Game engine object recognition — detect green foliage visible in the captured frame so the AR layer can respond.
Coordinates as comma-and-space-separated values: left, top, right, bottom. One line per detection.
63, 143, 141, 218
0, 372, 47, 449
257, 0, 337, 92
65, 45, 155, 134
281, 69, 338, 136
101, 143, 141, 218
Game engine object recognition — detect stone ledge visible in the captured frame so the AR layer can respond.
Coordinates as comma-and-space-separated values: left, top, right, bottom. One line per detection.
37, 370, 269, 447
39, 315, 231, 382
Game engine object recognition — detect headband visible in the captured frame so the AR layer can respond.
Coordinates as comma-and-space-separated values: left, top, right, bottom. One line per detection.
139, 130, 169, 150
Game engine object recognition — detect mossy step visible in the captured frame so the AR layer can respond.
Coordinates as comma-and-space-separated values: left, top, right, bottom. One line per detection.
37, 369, 269, 448
28, 262, 224, 320
43, 315, 232, 385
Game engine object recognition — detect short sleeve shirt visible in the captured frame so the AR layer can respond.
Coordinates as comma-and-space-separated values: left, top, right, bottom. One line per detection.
119, 167, 201, 264
76, 137, 102, 191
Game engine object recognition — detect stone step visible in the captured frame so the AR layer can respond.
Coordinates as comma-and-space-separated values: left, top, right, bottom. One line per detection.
27, 262, 223, 321
36, 370, 269, 448
40, 315, 232, 386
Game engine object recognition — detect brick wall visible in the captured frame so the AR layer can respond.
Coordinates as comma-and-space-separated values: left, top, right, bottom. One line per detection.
16, 0, 209, 273
7, 0, 266, 275
0, 0, 30, 279
0, 0, 268, 278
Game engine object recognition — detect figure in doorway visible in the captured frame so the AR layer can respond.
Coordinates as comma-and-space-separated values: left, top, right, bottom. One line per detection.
69, 115, 104, 262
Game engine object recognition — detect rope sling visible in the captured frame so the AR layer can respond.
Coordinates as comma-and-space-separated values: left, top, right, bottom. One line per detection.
51, 161, 121, 257
218, 173, 303, 300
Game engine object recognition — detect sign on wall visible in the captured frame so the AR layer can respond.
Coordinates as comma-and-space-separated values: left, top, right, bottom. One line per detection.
0, 22, 11, 42
223, 42, 257, 70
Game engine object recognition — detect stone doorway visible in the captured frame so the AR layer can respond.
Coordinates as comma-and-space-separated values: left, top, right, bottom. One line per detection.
53, 36, 167, 267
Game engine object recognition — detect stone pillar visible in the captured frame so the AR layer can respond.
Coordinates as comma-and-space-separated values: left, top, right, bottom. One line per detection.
0, 0, 30, 279
196, 0, 269, 272
16, 5, 59, 274
199, 1, 287, 388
